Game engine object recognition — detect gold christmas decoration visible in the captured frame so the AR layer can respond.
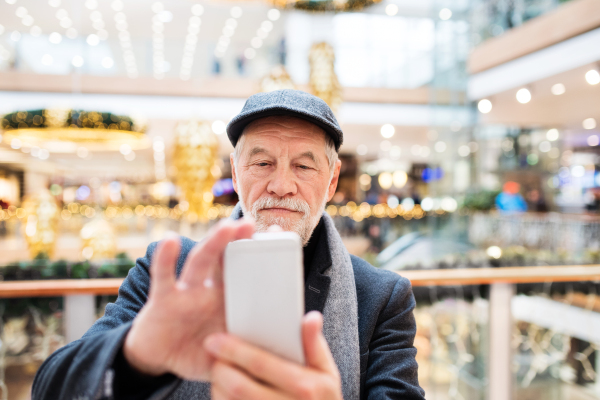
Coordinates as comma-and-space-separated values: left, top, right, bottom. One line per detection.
172, 120, 220, 222
309, 42, 342, 113
22, 190, 60, 258
260, 65, 296, 93
0, 109, 148, 152
269, 0, 381, 12
80, 218, 117, 260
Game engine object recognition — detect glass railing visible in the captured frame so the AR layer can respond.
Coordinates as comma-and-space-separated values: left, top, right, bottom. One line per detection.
470, 0, 569, 45
2, 265, 600, 399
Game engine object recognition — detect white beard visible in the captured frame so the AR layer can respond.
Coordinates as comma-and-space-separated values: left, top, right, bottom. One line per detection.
239, 194, 326, 246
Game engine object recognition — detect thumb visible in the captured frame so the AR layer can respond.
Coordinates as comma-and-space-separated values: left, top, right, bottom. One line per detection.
302, 311, 338, 374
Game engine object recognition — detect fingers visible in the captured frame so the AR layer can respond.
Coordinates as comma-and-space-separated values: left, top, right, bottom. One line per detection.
149, 235, 180, 297
204, 333, 306, 393
179, 218, 254, 287
211, 361, 289, 400
302, 311, 339, 375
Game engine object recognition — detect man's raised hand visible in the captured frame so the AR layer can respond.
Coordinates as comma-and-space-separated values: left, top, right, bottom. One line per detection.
123, 218, 255, 380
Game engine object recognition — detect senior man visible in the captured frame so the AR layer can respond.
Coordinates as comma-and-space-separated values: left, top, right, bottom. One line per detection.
32, 90, 425, 400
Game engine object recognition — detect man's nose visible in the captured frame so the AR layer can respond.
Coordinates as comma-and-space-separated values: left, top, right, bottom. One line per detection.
266, 165, 297, 197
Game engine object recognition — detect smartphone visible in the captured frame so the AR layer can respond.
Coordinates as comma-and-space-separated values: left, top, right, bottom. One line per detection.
224, 231, 305, 364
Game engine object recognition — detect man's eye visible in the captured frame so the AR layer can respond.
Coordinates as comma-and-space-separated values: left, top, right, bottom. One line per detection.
298, 165, 311, 170
257, 162, 270, 167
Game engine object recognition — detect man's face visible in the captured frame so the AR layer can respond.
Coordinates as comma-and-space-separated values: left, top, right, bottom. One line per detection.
230, 116, 341, 245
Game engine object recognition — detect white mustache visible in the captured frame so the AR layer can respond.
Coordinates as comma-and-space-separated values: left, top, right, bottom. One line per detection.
251, 197, 311, 216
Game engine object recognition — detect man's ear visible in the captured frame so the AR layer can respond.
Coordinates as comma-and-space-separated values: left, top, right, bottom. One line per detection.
230, 153, 238, 193
326, 159, 342, 202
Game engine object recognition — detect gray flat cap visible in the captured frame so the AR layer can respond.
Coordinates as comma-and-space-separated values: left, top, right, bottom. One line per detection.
226, 89, 343, 152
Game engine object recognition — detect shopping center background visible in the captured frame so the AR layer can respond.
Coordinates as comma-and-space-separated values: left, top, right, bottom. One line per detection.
1, 0, 600, 398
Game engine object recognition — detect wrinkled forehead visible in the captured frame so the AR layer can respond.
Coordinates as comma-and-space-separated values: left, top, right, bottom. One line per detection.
243, 116, 327, 145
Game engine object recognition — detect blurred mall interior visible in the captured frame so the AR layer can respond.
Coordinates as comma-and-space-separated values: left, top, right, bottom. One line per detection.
0, 0, 600, 398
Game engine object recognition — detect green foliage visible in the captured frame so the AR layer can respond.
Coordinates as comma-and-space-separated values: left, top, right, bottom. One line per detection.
0, 254, 136, 281
462, 189, 501, 211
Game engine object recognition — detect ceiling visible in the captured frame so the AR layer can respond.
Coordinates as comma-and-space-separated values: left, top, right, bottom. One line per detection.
479, 63, 600, 134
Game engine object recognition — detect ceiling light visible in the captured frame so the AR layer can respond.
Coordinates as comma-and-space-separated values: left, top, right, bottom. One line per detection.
101, 57, 114, 68
72, 55, 84, 67
588, 135, 599, 146
192, 4, 204, 16
551, 83, 565, 95
356, 144, 368, 155
546, 128, 559, 141
261, 21, 273, 32
151, 2, 164, 13
49, 32, 62, 44
30, 26, 42, 36
477, 99, 492, 113
434, 141, 447, 153
385, 4, 398, 16
516, 88, 531, 104
380, 124, 395, 138
439, 8, 452, 20
41, 54, 53, 66
211, 120, 226, 135
251, 37, 263, 48
60, 18, 72, 28
230, 6, 242, 18
55, 8, 68, 19
22, 15, 34, 26
111, 0, 124, 11
66, 28, 78, 39
48, 0, 60, 7
458, 145, 470, 157
85, 0, 97, 9
159, 10, 173, 23
90, 11, 102, 21
93, 20, 105, 30
5, 0, 17, 4
256, 28, 267, 39
86, 34, 99, 46
15, 7, 28, 18
10, 31, 21, 41
267, 8, 280, 21
586, 70, 600, 85
583, 118, 597, 130
226, 18, 238, 29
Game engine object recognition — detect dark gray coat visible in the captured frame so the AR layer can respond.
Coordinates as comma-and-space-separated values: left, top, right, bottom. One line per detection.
32, 236, 425, 400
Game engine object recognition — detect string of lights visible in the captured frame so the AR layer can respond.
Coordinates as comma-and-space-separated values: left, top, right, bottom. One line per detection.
0, 201, 462, 225
179, 4, 204, 80
151, 1, 173, 79
214, 6, 243, 59
244, 8, 280, 60
112, 1, 138, 78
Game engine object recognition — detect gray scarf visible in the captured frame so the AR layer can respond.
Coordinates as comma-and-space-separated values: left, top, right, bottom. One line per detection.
170, 205, 360, 399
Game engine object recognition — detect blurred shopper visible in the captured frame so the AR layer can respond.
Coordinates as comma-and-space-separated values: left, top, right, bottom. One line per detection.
32, 90, 424, 400
495, 181, 528, 213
